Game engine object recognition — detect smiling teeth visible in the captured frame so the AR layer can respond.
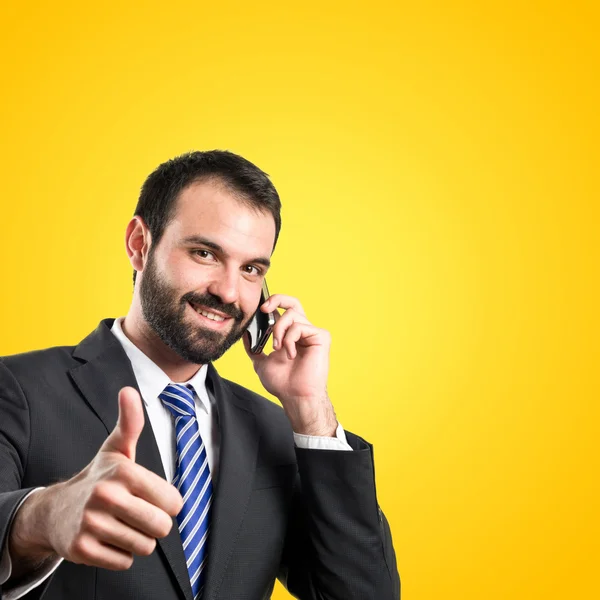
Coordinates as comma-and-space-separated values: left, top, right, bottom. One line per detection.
198, 309, 225, 322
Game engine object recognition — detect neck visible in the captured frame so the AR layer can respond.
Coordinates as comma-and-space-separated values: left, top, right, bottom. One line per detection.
121, 309, 203, 383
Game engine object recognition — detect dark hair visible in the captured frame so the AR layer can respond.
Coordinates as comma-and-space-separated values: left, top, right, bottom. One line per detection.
132, 150, 282, 284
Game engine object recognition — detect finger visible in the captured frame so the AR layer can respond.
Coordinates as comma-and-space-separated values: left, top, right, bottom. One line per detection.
128, 466, 183, 517
271, 309, 310, 350
262, 294, 305, 317
104, 460, 183, 516
90, 483, 175, 539
83, 511, 157, 557
71, 533, 134, 571
102, 387, 145, 461
115, 497, 174, 540
281, 323, 322, 359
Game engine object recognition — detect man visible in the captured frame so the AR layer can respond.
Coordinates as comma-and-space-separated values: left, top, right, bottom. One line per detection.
0, 151, 400, 599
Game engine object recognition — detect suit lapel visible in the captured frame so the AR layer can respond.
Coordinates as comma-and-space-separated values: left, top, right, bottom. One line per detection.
201, 364, 259, 600
70, 319, 194, 600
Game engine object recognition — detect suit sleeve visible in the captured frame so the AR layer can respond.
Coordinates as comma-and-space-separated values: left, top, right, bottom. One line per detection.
0, 360, 57, 599
277, 431, 401, 600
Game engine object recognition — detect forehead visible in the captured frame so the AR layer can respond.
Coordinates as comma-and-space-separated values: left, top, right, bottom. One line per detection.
163, 179, 276, 257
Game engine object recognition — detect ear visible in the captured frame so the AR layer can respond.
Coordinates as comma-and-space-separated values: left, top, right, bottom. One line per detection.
125, 216, 151, 273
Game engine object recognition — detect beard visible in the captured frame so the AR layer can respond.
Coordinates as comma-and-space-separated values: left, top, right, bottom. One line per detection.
139, 251, 253, 364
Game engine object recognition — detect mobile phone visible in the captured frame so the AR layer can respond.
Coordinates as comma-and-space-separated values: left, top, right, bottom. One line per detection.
246, 279, 276, 354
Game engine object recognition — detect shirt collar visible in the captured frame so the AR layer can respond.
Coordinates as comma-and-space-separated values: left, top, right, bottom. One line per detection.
110, 317, 210, 414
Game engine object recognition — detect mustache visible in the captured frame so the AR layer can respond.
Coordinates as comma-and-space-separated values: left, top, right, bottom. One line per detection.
182, 292, 245, 322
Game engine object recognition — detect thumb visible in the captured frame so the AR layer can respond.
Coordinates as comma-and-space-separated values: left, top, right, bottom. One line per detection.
102, 386, 145, 461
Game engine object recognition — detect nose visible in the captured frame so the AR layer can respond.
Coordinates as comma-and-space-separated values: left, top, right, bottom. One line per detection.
207, 268, 240, 306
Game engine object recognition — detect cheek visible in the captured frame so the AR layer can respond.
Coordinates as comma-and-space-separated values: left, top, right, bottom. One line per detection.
164, 252, 204, 290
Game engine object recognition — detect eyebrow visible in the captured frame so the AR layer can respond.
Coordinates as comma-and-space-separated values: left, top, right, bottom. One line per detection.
182, 235, 272, 269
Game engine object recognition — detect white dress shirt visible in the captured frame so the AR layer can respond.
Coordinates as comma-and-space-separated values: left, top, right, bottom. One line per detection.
0, 317, 351, 599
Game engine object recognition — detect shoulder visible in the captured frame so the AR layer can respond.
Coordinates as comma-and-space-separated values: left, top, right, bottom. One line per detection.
2, 344, 77, 370
1, 345, 78, 387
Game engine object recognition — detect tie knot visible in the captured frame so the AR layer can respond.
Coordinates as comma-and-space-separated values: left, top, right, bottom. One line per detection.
159, 383, 197, 418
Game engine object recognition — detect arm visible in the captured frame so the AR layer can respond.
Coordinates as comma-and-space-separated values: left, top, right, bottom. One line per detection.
245, 293, 400, 598
0, 366, 182, 596
278, 431, 400, 600
0, 359, 59, 598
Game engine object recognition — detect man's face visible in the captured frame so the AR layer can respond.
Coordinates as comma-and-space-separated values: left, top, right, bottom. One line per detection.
138, 179, 276, 364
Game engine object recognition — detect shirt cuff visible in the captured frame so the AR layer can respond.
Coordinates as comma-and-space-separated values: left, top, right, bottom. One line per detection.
293, 422, 353, 451
0, 488, 63, 600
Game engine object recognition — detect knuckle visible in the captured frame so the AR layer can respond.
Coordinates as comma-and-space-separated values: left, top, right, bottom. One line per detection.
81, 510, 101, 534
111, 461, 132, 483
91, 481, 117, 507
71, 536, 93, 562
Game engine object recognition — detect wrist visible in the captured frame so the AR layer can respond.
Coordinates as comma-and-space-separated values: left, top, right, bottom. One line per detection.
280, 393, 338, 437
9, 486, 58, 569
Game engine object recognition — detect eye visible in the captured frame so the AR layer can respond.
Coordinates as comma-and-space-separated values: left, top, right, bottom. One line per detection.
243, 264, 262, 276
194, 249, 216, 260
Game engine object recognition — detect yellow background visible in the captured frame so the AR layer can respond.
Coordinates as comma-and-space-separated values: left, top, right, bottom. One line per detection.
1, 1, 598, 598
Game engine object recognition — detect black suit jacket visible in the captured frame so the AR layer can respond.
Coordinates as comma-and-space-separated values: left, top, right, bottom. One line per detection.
0, 319, 400, 599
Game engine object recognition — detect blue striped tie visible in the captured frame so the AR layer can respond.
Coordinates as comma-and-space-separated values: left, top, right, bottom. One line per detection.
159, 383, 213, 600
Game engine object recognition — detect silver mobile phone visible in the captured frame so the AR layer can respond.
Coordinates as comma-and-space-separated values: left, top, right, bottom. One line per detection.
247, 280, 276, 354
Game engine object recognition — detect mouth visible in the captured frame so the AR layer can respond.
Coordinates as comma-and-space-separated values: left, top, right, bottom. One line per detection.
187, 301, 234, 331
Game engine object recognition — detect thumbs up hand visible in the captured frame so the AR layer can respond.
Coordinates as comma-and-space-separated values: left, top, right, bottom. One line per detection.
9, 387, 183, 575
